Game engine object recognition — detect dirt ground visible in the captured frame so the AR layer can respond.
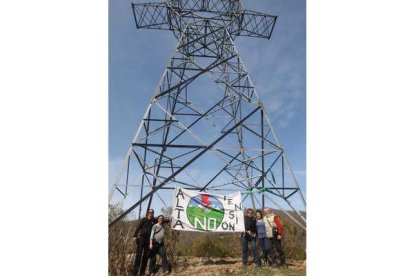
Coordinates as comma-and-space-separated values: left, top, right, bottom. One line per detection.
153, 257, 306, 276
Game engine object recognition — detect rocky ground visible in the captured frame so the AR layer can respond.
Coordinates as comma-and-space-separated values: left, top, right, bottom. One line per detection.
152, 257, 306, 276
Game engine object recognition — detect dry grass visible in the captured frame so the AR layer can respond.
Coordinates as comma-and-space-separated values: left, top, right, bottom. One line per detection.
166, 257, 306, 276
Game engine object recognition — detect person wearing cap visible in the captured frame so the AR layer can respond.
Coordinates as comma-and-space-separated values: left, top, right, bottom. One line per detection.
130, 209, 170, 276
263, 207, 286, 268
241, 208, 261, 267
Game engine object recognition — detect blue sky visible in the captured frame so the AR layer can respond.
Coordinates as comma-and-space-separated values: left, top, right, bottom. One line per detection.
109, 0, 306, 215
4, 1, 413, 273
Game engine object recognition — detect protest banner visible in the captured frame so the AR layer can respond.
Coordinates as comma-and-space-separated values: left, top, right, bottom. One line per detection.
171, 187, 245, 232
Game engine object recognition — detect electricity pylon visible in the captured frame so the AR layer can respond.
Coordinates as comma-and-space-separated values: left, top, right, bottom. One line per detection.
109, 0, 306, 230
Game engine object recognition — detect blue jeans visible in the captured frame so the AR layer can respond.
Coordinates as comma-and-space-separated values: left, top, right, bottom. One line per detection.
241, 234, 260, 266
258, 237, 270, 260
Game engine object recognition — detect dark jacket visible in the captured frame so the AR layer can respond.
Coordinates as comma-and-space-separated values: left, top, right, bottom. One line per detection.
244, 215, 257, 238
133, 217, 171, 240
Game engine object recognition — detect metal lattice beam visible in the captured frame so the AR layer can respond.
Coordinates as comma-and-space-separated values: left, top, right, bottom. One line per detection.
132, 0, 277, 39
109, 0, 305, 230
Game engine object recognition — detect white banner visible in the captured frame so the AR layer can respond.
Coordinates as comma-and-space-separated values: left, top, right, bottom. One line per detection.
171, 187, 245, 232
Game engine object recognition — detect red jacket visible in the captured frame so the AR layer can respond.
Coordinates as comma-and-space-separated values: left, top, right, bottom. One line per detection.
274, 216, 283, 236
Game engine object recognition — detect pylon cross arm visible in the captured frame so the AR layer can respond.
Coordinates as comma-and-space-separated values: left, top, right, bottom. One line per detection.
132, 3, 173, 31
132, 1, 277, 40
167, 0, 242, 14
230, 10, 277, 39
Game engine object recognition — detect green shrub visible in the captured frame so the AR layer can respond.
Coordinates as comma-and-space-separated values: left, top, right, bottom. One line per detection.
190, 234, 236, 258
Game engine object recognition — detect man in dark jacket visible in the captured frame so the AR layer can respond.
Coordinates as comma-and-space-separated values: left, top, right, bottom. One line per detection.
241, 208, 261, 267
130, 209, 170, 276
130, 209, 155, 276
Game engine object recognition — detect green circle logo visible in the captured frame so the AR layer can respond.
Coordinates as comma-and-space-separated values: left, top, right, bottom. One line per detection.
186, 194, 225, 230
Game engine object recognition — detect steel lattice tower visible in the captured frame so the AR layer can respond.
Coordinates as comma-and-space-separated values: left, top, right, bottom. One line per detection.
109, 0, 306, 230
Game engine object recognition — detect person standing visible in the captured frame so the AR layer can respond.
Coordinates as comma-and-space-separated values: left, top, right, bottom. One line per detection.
263, 207, 286, 268
148, 215, 170, 275
241, 208, 261, 267
255, 210, 270, 266
131, 209, 156, 276
131, 209, 170, 276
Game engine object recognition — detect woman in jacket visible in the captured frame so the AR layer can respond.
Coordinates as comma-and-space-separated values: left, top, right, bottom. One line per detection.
263, 207, 286, 268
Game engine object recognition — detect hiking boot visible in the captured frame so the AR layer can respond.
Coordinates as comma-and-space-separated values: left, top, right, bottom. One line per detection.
272, 263, 281, 268
128, 269, 138, 276
267, 261, 272, 267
